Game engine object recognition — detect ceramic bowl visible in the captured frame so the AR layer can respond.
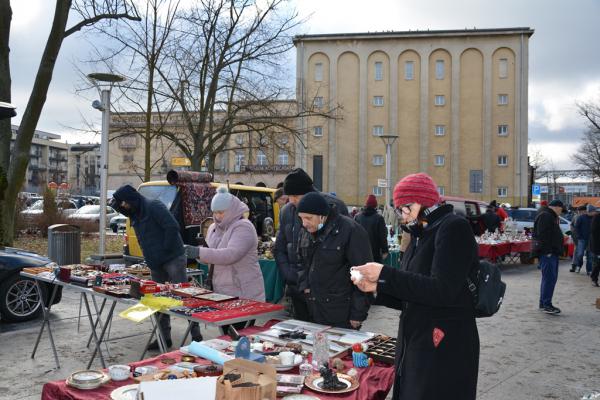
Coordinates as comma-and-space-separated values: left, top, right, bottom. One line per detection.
108, 365, 131, 381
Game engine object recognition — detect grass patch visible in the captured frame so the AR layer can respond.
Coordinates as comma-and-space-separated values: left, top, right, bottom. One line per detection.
13, 233, 124, 262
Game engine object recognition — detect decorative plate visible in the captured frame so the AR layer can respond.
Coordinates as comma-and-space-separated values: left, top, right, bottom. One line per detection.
66, 371, 110, 390
304, 373, 359, 394
110, 384, 139, 400
70, 370, 105, 384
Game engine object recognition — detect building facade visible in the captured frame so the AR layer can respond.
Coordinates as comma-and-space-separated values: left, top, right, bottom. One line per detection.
10, 125, 69, 194
67, 143, 101, 196
294, 28, 533, 206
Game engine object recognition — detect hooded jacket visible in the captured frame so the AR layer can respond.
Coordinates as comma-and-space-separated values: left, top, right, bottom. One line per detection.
113, 185, 184, 269
297, 207, 372, 328
355, 207, 389, 262
533, 207, 564, 256
375, 204, 479, 400
198, 196, 265, 301
274, 192, 348, 288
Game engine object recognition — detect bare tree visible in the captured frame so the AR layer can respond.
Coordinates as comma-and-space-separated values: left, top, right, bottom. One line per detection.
572, 128, 600, 180
577, 98, 600, 134
0, 0, 140, 245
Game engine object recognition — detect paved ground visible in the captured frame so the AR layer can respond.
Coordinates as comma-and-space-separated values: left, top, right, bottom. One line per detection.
1, 259, 600, 400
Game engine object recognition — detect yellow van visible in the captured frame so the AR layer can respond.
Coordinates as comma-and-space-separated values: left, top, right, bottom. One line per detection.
123, 179, 279, 264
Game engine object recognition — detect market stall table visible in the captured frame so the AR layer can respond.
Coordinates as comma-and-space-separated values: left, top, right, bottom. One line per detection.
41, 321, 395, 400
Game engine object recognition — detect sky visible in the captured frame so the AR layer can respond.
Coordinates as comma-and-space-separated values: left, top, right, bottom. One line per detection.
7, 0, 600, 169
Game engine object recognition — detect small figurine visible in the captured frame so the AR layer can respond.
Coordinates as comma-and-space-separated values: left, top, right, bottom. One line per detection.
318, 362, 346, 391
352, 343, 373, 368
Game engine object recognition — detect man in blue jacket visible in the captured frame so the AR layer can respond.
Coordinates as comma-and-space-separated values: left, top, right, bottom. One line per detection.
571, 204, 594, 274
111, 185, 202, 349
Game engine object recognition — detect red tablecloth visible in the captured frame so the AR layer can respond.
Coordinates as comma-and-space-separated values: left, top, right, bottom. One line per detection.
478, 242, 512, 262
41, 321, 394, 400
510, 241, 532, 254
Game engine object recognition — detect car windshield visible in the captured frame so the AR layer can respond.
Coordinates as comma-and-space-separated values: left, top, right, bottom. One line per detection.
139, 185, 177, 209
508, 209, 537, 222
28, 200, 43, 210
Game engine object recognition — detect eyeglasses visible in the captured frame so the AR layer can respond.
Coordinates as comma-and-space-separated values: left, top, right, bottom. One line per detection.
394, 203, 414, 218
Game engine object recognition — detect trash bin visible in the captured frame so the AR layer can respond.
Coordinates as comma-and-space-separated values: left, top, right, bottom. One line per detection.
48, 224, 81, 265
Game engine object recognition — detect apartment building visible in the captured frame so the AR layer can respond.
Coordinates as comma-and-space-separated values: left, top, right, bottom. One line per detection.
294, 28, 533, 206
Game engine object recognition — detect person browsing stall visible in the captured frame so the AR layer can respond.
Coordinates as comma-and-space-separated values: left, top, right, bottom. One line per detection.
185, 186, 265, 302
296, 192, 372, 329
111, 185, 202, 349
355, 194, 389, 263
351, 173, 480, 400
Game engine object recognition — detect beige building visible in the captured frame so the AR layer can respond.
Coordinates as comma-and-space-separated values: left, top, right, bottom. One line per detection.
107, 105, 297, 190
67, 143, 101, 195
294, 28, 533, 206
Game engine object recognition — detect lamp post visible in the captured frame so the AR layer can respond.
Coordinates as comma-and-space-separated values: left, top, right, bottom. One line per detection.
87, 73, 125, 256
379, 134, 398, 208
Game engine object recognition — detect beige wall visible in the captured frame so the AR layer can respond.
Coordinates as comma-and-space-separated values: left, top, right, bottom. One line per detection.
295, 29, 532, 206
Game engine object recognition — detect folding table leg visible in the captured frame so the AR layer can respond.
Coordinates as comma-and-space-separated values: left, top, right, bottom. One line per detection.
140, 319, 158, 360
87, 300, 117, 370
31, 281, 60, 369
153, 313, 168, 353
86, 297, 107, 348
81, 293, 107, 369
77, 293, 83, 333
180, 321, 194, 347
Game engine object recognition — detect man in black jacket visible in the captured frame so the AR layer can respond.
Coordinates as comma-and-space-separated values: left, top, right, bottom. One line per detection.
274, 168, 348, 321
296, 192, 372, 329
355, 194, 389, 263
481, 206, 501, 233
111, 185, 202, 348
533, 199, 565, 314
589, 209, 600, 286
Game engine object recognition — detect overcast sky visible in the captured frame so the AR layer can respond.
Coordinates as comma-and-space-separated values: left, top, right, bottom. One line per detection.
8, 0, 600, 169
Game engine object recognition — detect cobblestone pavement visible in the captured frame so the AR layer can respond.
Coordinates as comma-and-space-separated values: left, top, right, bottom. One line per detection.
1, 259, 599, 400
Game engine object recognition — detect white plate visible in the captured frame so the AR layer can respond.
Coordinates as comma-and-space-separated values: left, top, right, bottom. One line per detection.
111, 384, 139, 400
272, 355, 303, 371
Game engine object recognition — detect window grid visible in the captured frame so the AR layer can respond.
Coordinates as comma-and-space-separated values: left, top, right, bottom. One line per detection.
405, 61, 414, 80
373, 96, 384, 106
372, 125, 384, 136
434, 155, 445, 166
375, 62, 383, 81
313, 96, 324, 108
278, 151, 289, 165
498, 125, 509, 136
499, 58, 508, 79
435, 60, 445, 80
437, 186, 445, 196
373, 186, 383, 196
497, 155, 508, 166
313, 126, 323, 137
469, 170, 483, 193
435, 125, 446, 136
498, 187, 508, 197
314, 62, 323, 82
372, 155, 384, 166
257, 151, 268, 166
498, 94, 508, 105
435, 95, 445, 106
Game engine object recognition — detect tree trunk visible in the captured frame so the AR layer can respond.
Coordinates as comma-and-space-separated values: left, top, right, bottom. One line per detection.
0, 0, 12, 244
1, 0, 71, 245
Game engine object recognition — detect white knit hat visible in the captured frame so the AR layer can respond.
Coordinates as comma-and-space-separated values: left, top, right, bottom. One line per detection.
211, 186, 233, 211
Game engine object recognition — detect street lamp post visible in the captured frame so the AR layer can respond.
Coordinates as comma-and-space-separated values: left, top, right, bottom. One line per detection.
87, 73, 125, 256
379, 135, 398, 208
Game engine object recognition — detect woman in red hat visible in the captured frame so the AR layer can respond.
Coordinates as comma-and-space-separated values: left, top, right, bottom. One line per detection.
352, 172, 480, 400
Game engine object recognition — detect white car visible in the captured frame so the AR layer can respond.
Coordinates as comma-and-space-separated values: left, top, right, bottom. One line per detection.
67, 205, 118, 228
109, 214, 127, 232
20, 199, 78, 222
506, 208, 571, 234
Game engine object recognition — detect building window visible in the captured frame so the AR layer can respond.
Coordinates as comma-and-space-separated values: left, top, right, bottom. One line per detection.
313, 126, 323, 137
372, 125, 384, 136
374, 61, 383, 81
373, 186, 383, 196
437, 186, 445, 196
499, 58, 508, 79
234, 152, 245, 166
497, 155, 508, 166
313, 96, 324, 108
498, 124, 509, 136
373, 96, 384, 106
469, 170, 483, 193
435, 60, 445, 80
278, 151, 288, 165
123, 154, 134, 162
434, 125, 446, 136
405, 61, 414, 80
498, 186, 508, 197
257, 150, 268, 166
434, 95, 445, 106
372, 155, 384, 166
434, 155, 445, 166
498, 94, 508, 105
314, 62, 323, 82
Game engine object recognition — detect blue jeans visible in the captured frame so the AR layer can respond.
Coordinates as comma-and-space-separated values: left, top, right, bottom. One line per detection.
574, 239, 593, 273
539, 254, 559, 308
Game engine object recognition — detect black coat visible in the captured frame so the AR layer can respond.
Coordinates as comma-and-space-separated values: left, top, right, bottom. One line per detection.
589, 214, 600, 254
297, 209, 372, 328
355, 207, 389, 262
533, 207, 563, 256
481, 210, 501, 233
274, 192, 348, 291
375, 204, 479, 400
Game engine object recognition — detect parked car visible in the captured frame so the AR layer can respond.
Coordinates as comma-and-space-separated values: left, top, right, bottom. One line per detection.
109, 214, 127, 233
20, 199, 78, 223
0, 247, 62, 322
506, 208, 571, 234
67, 205, 118, 228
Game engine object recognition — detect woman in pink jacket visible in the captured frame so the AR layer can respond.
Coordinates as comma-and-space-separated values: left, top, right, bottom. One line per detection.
186, 186, 265, 301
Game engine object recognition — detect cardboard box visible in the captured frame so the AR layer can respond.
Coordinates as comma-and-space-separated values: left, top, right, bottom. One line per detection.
216, 359, 276, 400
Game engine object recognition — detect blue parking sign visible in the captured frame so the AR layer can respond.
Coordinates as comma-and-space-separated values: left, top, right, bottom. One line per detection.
532, 184, 541, 195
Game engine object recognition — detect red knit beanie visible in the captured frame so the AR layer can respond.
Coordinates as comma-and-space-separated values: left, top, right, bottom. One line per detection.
393, 173, 440, 208
365, 194, 378, 208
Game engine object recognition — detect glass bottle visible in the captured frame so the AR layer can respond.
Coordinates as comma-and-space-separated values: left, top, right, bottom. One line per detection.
312, 332, 329, 371
299, 351, 312, 377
